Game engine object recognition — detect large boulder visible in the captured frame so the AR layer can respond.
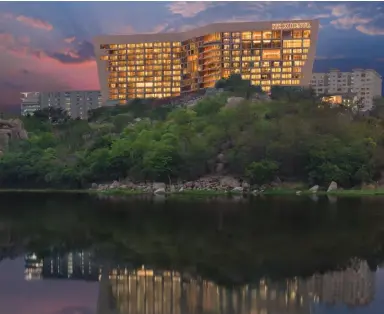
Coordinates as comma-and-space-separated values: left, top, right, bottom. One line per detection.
153, 182, 166, 190
0, 119, 28, 153
110, 181, 120, 189
225, 97, 245, 108
327, 181, 338, 192
220, 176, 240, 188
309, 185, 319, 193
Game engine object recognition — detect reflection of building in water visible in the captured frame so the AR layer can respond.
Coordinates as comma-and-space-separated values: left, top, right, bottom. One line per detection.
97, 265, 311, 314
305, 259, 375, 307
25, 253, 44, 280
24, 251, 99, 281
96, 260, 375, 314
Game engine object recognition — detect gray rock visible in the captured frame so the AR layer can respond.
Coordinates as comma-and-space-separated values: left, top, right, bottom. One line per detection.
154, 188, 166, 195
232, 187, 243, 193
296, 191, 302, 195
0, 119, 29, 152
220, 176, 240, 188
185, 181, 194, 188
91, 183, 98, 189
179, 187, 184, 192
225, 97, 245, 108
111, 181, 120, 189
153, 182, 166, 190
327, 181, 338, 192
241, 182, 250, 189
309, 185, 319, 193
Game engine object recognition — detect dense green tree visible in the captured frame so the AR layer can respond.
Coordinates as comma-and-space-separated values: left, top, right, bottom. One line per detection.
245, 160, 279, 185
0, 78, 383, 189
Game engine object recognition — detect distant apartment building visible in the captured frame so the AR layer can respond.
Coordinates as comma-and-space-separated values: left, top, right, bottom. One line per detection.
20, 90, 102, 119
310, 69, 382, 110
20, 92, 41, 116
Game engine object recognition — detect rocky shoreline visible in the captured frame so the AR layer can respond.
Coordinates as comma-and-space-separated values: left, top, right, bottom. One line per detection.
92, 176, 252, 195
91, 176, 344, 196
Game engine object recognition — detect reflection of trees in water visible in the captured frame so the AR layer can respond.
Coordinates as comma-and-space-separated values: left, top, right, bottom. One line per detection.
97, 260, 375, 314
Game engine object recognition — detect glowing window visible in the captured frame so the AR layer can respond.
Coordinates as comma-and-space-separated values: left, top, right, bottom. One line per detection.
263, 31, 272, 39
242, 32, 252, 40
283, 40, 302, 48
293, 30, 303, 38
262, 49, 281, 60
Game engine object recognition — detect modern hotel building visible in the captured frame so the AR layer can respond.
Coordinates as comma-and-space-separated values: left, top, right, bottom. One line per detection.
93, 20, 319, 104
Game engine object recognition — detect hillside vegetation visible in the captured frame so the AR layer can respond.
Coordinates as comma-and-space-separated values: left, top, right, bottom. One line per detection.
1, 75, 384, 189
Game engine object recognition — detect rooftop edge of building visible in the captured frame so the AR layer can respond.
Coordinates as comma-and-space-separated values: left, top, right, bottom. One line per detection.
93, 19, 320, 44
20, 90, 102, 94
313, 69, 382, 77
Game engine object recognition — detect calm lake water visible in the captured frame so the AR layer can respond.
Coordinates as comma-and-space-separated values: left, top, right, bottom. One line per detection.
1, 193, 384, 314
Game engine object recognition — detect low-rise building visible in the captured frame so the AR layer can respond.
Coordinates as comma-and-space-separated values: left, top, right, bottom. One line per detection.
21, 90, 102, 119
311, 69, 382, 110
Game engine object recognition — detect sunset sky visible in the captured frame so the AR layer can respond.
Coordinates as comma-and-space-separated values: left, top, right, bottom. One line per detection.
0, 1, 384, 109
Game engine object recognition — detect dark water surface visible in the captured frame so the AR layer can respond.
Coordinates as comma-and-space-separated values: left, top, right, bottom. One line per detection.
2, 193, 384, 314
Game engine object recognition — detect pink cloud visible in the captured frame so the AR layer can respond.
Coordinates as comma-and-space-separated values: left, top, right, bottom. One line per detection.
167, 1, 213, 18
113, 25, 136, 35
0, 33, 15, 46
18, 36, 31, 45
328, 4, 352, 17
64, 37, 76, 44
15, 15, 53, 31
331, 16, 372, 30
0, 41, 99, 105
151, 23, 169, 33
0, 13, 53, 31
7, 49, 98, 90
356, 24, 384, 35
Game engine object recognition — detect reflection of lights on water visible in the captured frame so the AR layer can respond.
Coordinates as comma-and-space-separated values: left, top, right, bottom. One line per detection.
24, 268, 42, 281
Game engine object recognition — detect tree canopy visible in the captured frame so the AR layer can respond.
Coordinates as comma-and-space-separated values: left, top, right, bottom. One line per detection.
1, 76, 384, 189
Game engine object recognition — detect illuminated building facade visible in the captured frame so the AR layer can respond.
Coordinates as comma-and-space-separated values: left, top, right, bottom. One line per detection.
93, 20, 319, 104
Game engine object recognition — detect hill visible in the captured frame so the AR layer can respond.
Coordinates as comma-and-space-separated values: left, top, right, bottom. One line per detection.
0, 75, 384, 190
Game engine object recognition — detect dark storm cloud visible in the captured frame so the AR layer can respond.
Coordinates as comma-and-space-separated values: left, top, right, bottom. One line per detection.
48, 40, 95, 64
